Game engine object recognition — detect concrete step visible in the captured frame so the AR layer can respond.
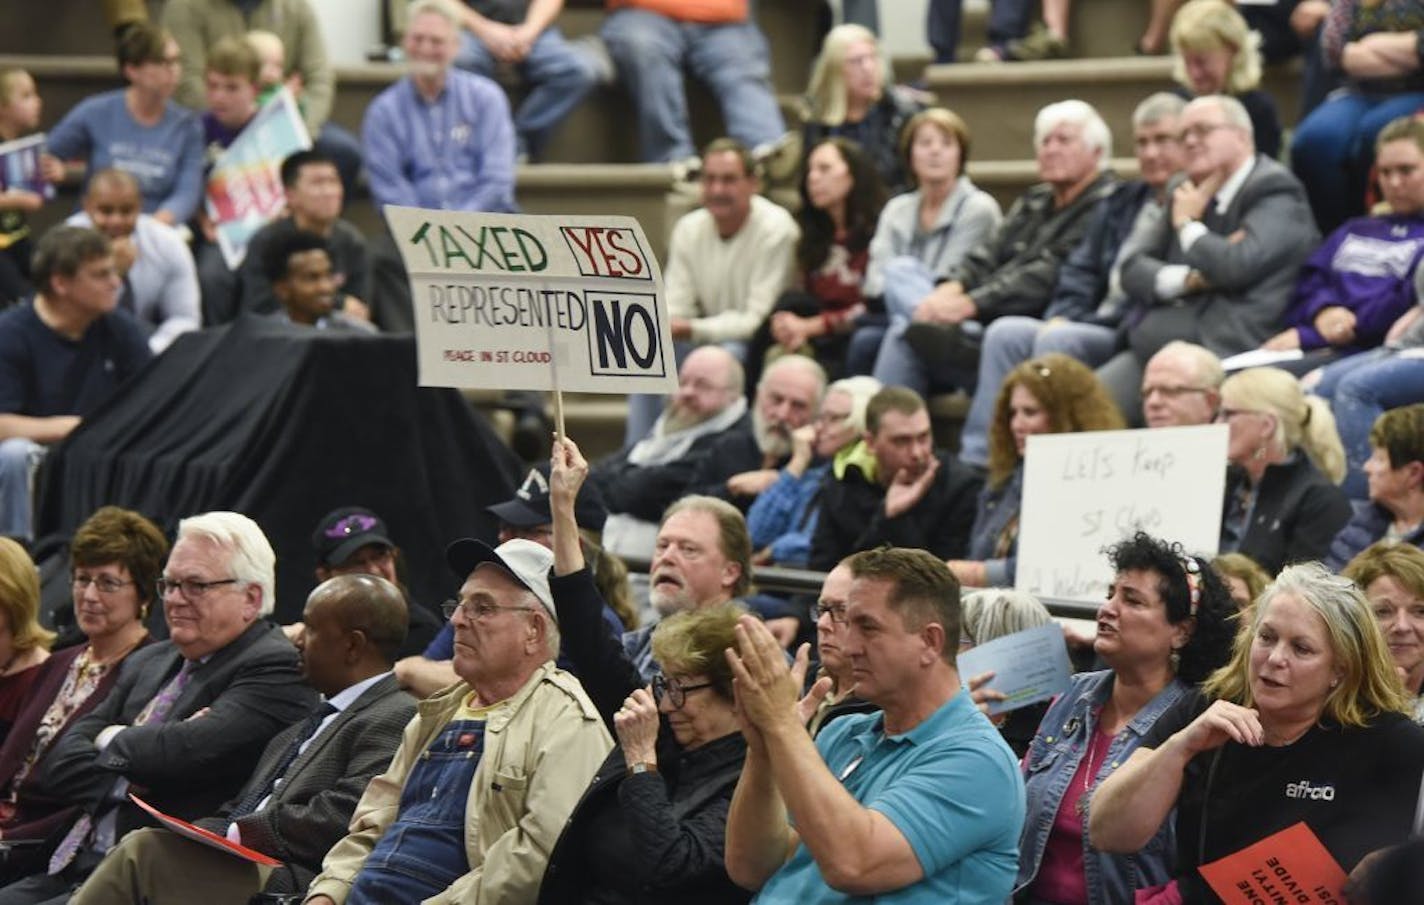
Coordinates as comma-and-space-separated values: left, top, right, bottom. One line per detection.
926, 56, 1302, 161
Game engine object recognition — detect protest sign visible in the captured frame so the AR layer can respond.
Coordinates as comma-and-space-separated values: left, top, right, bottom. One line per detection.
383, 205, 676, 397
1198, 822, 1347, 905
205, 87, 310, 269
1016, 424, 1228, 604
956, 623, 1072, 715
0, 134, 52, 199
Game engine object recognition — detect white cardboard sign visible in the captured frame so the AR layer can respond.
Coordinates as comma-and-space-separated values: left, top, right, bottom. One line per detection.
383, 206, 677, 394
1015, 424, 1229, 604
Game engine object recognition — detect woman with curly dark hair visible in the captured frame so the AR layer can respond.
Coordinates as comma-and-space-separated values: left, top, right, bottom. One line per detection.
743, 137, 886, 390
1015, 532, 1237, 905
949, 352, 1124, 588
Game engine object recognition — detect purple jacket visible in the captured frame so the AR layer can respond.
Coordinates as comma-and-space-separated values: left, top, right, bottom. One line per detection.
1289, 214, 1424, 350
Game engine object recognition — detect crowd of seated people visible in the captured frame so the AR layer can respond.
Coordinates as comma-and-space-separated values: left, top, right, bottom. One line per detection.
4, 0, 1424, 901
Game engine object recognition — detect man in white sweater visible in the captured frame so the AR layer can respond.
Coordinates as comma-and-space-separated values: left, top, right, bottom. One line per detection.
626, 137, 799, 442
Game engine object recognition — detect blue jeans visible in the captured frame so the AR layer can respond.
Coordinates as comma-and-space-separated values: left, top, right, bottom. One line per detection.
601, 9, 786, 162
348, 720, 485, 904
959, 316, 1118, 466
927, 0, 1033, 61
0, 437, 42, 542
1291, 90, 1424, 233
455, 27, 595, 159
1312, 349, 1424, 499
867, 256, 979, 396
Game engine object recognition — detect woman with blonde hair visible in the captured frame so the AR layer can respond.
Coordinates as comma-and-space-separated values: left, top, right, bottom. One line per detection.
0, 538, 52, 745
1168, 0, 1281, 158
802, 24, 923, 193
1343, 541, 1424, 722
1216, 367, 1352, 574
950, 353, 1124, 587
1090, 562, 1424, 901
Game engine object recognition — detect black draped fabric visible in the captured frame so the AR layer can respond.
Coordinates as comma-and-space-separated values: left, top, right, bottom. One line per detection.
34, 314, 522, 623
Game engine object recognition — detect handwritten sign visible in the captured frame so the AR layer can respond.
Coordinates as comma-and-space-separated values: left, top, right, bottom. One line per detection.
1016, 424, 1228, 603
205, 88, 311, 269
956, 623, 1072, 715
0, 134, 52, 199
1198, 822, 1347, 905
383, 206, 675, 395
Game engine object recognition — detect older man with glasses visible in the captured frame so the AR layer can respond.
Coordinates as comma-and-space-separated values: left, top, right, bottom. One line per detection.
0, 512, 315, 905
304, 535, 610, 905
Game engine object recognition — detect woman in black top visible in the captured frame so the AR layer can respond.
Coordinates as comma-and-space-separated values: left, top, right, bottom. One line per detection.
1090, 562, 1424, 903
538, 437, 750, 905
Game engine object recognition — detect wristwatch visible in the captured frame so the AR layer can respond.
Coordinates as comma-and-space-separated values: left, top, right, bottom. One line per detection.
626, 762, 658, 777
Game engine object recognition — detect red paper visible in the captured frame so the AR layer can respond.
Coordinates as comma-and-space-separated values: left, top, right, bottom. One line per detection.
1197, 822, 1348, 905
128, 793, 282, 867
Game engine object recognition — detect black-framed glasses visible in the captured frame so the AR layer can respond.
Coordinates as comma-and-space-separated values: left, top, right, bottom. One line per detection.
809, 601, 848, 625
156, 577, 240, 600
441, 599, 536, 622
651, 674, 715, 709
73, 573, 135, 595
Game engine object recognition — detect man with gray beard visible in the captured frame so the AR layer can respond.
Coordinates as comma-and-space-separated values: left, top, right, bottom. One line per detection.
688, 353, 827, 512
621, 494, 753, 680
592, 345, 749, 560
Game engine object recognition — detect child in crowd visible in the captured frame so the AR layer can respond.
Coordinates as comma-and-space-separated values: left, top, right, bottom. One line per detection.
245, 29, 303, 110
201, 36, 261, 165
195, 36, 262, 314
0, 68, 44, 307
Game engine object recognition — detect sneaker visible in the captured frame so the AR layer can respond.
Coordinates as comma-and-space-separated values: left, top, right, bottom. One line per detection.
1004, 24, 1068, 61
973, 45, 1006, 63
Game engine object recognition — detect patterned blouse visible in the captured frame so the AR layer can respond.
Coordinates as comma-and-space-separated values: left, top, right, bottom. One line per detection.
5, 647, 118, 799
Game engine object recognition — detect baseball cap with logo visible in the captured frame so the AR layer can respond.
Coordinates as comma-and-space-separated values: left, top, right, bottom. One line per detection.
486, 463, 608, 533
313, 507, 395, 567
445, 537, 558, 624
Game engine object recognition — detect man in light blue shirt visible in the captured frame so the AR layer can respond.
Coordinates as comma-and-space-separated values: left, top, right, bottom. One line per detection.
726, 546, 1025, 904
362, 0, 516, 214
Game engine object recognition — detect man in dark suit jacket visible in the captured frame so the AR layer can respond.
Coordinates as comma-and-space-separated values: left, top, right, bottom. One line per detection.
1103, 93, 1320, 420
0, 512, 318, 905
688, 353, 826, 512
69, 573, 418, 904
592, 345, 751, 559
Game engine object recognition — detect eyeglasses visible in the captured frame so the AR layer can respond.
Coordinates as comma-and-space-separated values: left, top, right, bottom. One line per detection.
1141, 384, 1209, 400
73, 573, 134, 595
1215, 407, 1257, 422
809, 601, 848, 624
651, 673, 715, 709
815, 410, 852, 425
1177, 122, 1230, 143
441, 599, 536, 622
156, 577, 241, 600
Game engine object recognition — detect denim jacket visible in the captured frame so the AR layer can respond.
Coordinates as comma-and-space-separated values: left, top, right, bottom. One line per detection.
1015, 670, 1186, 905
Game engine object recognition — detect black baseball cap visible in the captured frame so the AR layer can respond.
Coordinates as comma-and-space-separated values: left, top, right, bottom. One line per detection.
486, 464, 608, 533
312, 506, 395, 567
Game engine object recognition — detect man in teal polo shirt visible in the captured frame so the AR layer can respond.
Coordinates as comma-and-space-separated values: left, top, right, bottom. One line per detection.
725, 546, 1025, 903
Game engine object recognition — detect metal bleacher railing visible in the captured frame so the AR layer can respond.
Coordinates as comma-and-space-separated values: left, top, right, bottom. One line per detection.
620, 557, 1103, 622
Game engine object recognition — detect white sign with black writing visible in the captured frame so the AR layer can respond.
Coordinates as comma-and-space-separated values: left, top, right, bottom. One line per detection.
1015, 424, 1229, 604
383, 206, 676, 394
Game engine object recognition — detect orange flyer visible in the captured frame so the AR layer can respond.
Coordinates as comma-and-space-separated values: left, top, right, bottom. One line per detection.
129, 793, 282, 867
1197, 822, 1348, 904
